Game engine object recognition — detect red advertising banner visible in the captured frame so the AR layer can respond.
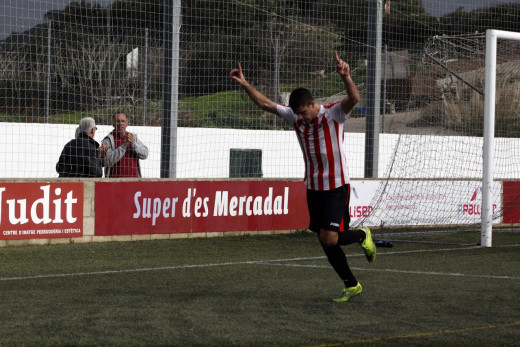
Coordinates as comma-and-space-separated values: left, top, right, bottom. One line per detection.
503, 181, 520, 224
95, 180, 309, 236
0, 182, 83, 240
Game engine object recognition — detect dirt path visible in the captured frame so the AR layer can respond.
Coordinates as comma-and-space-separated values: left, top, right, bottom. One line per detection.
346, 109, 459, 135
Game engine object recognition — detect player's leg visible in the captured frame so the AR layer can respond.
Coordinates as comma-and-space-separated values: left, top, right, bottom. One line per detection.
308, 189, 354, 284
335, 185, 376, 262
319, 229, 362, 302
338, 228, 365, 245
318, 229, 357, 286
336, 184, 363, 245
308, 186, 362, 302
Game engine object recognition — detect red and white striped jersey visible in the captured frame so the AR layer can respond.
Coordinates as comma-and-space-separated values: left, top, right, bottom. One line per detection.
277, 102, 351, 191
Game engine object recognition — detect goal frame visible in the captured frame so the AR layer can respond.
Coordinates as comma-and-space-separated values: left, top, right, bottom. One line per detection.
482, 29, 520, 247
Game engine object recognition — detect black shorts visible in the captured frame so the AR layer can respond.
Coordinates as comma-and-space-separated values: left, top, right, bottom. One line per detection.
306, 184, 351, 233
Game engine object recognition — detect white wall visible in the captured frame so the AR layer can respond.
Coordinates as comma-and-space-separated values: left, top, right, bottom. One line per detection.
1, 123, 519, 180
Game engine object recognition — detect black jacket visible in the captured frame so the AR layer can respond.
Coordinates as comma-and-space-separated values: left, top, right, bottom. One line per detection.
56, 132, 103, 177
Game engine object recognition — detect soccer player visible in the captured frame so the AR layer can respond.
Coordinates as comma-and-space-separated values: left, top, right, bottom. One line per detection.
229, 51, 376, 302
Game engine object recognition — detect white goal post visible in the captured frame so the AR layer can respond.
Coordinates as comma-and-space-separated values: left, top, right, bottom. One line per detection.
482, 29, 520, 247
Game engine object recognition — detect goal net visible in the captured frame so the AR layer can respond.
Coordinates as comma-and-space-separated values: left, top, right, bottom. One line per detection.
354, 30, 520, 242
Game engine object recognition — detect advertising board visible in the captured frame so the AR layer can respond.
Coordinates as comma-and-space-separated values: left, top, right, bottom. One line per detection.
503, 181, 520, 224
0, 182, 83, 240
95, 180, 309, 235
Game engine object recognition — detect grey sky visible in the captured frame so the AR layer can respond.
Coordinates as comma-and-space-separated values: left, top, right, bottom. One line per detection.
1, 0, 67, 40
422, 0, 520, 16
1, 0, 519, 41
0, 0, 113, 40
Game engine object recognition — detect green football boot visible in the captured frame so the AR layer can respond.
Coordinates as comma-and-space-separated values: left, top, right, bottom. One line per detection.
359, 226, 376, 263
332, 282, 362, 303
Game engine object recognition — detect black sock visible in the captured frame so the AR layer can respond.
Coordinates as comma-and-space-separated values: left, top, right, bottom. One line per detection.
322, 244, 357, 287
337, 229, 365, 246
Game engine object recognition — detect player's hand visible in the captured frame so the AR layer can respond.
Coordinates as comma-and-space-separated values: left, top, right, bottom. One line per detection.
335, 51, 351, 78
229, 62, 246, 84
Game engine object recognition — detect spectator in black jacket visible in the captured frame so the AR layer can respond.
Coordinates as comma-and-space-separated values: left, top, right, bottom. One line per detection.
56, 117, 108, 177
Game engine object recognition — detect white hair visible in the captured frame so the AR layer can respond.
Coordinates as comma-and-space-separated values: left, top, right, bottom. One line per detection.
78, 117, 96, 135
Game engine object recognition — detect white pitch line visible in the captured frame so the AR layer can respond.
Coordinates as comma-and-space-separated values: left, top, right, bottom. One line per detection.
0, 244, 518, 282
355, 267, 520, 280
259, 262, 520, 280
0, 261, 258, 282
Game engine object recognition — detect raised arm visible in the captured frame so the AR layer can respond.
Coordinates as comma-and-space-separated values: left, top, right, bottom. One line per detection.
229, 62, 278, 114
334, 51, 361, 115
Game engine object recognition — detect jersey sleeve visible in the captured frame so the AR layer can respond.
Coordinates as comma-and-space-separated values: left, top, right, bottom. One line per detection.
328, 102, 352, 123
276, 104, 297, 124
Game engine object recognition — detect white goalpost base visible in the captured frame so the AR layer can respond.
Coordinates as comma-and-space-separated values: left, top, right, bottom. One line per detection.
482, 29, 520, 247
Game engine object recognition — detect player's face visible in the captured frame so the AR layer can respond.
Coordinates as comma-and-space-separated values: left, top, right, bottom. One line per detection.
113, 113, 128, 137
292, 102, 317, 123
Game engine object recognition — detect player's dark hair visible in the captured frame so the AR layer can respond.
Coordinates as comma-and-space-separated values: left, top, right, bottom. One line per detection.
289, 88, 314, 110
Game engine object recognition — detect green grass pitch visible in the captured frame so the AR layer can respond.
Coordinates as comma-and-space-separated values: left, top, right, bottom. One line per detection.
0, 229, 518, 345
